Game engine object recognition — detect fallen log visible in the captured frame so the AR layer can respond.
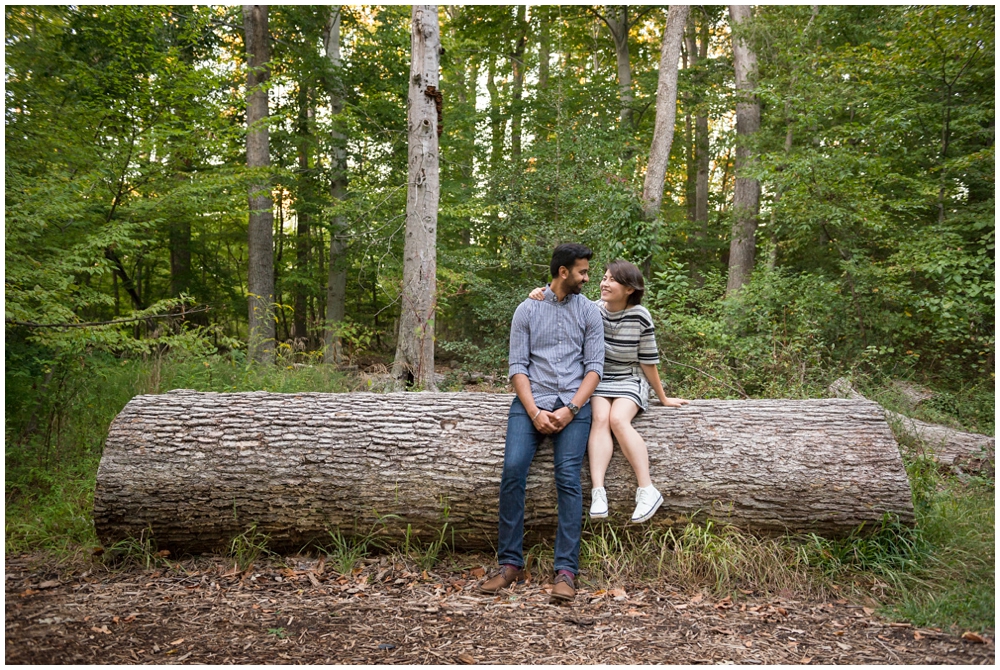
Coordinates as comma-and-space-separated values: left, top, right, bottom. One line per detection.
829, 378, 994, 468
94, 391, 914, 554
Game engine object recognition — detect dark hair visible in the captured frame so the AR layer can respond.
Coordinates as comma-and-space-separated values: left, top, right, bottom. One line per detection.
606, 259, 645, 306
550, 243, 593, 278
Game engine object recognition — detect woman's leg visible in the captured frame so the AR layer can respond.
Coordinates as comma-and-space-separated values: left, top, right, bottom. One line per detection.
587, 396, 613, 489
608, 398, 652, 488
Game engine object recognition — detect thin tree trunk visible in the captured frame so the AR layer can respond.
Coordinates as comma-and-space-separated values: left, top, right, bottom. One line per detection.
486, 53, 506, 171
392, 5, 440, 390
606, 7, 634, 129
725, 5, 761, 296
323, 8, 348, 365
694, 17, 710, 281
94, 391, 916, 553
293, 85, 311, 343
168, 221, 192, 298
243, 4, 275, 363
538, 5, 550, 91
641, 5, 689, 221
510, 5, 527, 161
683, 18, 696, 223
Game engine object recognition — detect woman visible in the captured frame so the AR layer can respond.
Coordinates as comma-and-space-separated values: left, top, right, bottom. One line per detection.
530, 259, 688, 523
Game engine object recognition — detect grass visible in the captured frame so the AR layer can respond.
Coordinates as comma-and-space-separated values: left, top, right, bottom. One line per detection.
4, 351, 994, 634
228, 523, 274, 571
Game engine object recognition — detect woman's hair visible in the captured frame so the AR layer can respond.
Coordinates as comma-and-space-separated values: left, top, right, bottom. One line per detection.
606, 259, 645, 306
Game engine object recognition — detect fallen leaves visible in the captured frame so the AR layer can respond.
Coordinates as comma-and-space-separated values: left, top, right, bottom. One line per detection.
5, 553, 995, 666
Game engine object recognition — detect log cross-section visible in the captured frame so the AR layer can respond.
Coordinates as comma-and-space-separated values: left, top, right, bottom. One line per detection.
93, 391, 914, 553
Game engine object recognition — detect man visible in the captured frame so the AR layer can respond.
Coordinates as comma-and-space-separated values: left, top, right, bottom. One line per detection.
480, 243, 605, 604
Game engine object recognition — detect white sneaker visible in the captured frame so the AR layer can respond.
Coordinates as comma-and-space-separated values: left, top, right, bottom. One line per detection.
590, 487, 608, 518
631, 485, 663, 523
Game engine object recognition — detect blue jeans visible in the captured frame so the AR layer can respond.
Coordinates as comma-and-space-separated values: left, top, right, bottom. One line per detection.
497, 397, 592, 574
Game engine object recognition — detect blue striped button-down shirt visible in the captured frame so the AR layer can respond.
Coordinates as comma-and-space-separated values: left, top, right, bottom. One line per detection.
508, 286, 605, 410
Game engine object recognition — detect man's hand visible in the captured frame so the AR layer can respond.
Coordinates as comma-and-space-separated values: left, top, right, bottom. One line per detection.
532, 410, 561, 434
549, 406, 573, 431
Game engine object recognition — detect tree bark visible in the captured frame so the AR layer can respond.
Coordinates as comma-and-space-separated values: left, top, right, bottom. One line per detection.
725, 5, 761, 296
509, 5, 527, 161
94, 391, 915, 554
598, 6, 634, 129
323, 8, 348, 365
243, 4, 275, 363
695, 17, 710, 230
392, 5, 439, 390
641, 5, 689, 222
486, 53, 506, 172
538, 5, 550, 91
293, 85, 311, 344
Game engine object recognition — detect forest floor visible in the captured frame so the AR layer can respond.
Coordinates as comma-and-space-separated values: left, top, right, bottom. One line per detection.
6, 552, 994, 665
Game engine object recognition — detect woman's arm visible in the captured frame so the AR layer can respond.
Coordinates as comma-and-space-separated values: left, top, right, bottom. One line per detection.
528, 286, 546, 300
640, 363, 689, 407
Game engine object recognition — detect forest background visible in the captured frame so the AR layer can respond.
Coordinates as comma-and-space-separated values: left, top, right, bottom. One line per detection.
5, 5, 995, 633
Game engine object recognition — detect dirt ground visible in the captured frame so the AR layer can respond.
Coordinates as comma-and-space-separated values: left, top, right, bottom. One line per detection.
5, 552, 994, 665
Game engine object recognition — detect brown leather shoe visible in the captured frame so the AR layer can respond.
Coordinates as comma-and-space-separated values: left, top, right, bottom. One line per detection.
479, 565, 526, 594
549, 572, 576, 604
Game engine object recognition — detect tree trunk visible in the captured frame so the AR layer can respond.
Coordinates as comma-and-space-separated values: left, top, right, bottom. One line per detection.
683, 17, 696, 223
509, 5, 527, 161
725, 5, 761, 296
323, 8, 348, 365
94, 391, 915, 554
293, 85, 311, 344
538, 5, 550, 91
692, 16, 711, 284
604, 6, 634, 129
486, 53, 506, 172
641, 5, 689, 222
168, 219, 192, 298
243, 4, 275, 363
392, 5, 439, 390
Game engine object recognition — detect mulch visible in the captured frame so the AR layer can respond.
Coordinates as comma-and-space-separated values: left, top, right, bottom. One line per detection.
5, 552, 994, 665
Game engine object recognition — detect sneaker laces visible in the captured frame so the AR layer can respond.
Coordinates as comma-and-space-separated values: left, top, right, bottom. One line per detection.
635, 487, 651, 505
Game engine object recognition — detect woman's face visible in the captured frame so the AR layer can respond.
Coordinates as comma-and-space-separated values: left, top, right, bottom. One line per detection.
600, 271, 634, 304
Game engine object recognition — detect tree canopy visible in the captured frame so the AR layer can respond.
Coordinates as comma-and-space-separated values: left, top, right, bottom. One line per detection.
5, 5, 994, 386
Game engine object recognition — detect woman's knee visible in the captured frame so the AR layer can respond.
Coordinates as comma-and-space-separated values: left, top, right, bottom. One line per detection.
609, 413, 633, 435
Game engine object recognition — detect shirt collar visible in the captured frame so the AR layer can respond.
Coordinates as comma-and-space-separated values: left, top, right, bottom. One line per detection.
543, 285, 566, 304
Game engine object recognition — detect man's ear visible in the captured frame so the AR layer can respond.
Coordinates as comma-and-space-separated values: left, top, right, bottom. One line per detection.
558, 265, 570, 279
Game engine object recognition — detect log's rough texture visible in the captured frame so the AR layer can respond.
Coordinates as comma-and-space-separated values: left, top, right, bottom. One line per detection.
94, 391, 914, 553
829, 378, 994, 468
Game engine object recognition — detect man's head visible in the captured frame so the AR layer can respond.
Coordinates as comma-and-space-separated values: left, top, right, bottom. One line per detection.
549, 243, 593, 296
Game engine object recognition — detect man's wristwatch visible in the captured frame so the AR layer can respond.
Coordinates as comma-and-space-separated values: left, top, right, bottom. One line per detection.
566, 402, 580, 417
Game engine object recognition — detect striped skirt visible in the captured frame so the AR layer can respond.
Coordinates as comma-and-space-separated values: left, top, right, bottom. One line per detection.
594, 371, 651, 412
